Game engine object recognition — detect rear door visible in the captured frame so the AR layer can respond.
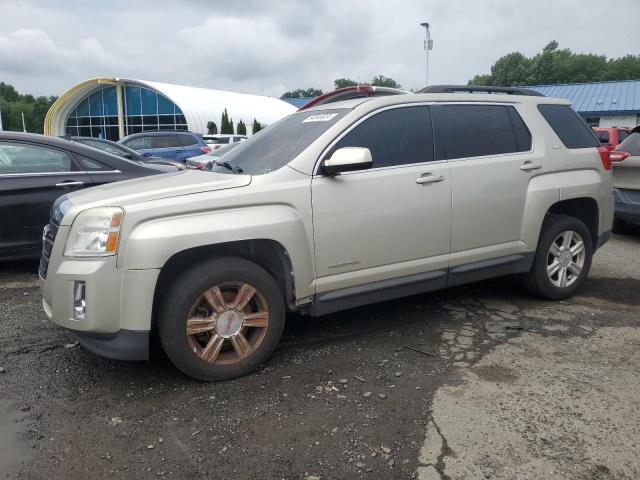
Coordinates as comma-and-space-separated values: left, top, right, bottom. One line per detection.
432, 103, 547, 273
0, 141, 90, 258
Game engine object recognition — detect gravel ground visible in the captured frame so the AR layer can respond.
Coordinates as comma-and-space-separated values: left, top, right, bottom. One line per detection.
0, 234, 638, 479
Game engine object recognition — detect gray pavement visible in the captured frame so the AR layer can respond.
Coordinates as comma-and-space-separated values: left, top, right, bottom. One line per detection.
0, 234, 638, 479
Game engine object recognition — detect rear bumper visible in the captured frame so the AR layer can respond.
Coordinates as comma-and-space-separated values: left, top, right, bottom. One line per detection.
614, 188, 640, 225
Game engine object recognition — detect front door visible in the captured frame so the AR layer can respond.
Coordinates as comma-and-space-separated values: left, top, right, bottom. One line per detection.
311, 105, 451, 295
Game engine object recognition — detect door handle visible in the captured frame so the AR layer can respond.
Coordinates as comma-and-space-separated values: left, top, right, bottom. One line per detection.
55, 181, 85, 188
416, 174, 445, 184
520, 161, 542, 171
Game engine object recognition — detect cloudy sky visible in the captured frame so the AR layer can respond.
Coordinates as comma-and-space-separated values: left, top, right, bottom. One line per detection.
0, 0, 638, 98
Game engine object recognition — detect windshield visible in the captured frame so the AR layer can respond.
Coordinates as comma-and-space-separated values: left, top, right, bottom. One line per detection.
209, 109, 348, 175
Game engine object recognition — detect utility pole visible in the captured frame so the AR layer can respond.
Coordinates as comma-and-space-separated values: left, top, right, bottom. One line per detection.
21, 111, 27, 132
420, 22, 433, 87
0, 107, 3, 131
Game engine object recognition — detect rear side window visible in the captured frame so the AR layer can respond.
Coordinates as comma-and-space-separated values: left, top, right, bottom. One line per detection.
150, 135, 181, 149
507, 107, 532, 151
179, 134, 199, 147
432, 105, 519, 160
537, 104, 599, 149
594, 130, 610, 144
330, 106, 434, 168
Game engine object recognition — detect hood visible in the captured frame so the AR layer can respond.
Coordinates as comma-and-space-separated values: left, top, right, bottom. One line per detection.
62, 170, 251, 222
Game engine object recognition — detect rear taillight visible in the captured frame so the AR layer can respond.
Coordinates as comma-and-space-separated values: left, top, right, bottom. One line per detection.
201, 146, 211, 154
598, 146, 612, 170
609, 151, 630, 163
195, 163, 204, 169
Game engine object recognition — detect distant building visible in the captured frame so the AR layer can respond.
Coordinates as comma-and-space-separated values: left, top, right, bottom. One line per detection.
528, 80, 640, 128
44, 77, 296, 140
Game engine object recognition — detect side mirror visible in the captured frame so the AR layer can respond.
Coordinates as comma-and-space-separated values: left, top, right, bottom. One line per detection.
321, 147, 373, 175
122, 152, 133, 159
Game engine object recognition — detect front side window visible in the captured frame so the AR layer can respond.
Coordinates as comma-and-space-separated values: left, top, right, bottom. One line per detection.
330, 106, 434, 168
432, 104, 520, 160
0, 142, 74, 174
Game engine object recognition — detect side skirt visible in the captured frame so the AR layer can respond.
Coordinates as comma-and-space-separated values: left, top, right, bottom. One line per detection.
307, 253, 535, 317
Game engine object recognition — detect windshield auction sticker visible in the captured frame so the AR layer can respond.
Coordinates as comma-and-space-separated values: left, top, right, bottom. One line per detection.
302, 113, 339, 123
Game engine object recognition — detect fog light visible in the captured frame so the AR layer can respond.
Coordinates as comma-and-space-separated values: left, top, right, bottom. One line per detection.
73, 281, 86, 321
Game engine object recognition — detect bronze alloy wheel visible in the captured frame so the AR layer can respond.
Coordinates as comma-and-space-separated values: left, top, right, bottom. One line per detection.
185, 281, 269, 365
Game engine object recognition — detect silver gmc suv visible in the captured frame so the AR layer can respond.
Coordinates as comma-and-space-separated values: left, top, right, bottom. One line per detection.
39, 85, 614, 381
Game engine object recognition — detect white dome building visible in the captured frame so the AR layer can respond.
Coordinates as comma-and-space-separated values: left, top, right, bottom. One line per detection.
44, 77, 296, 140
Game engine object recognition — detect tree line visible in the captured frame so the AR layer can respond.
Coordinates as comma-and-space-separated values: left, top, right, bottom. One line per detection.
0, 82, 57, 133
281, 75, 402, 99
468, 41, 640, 86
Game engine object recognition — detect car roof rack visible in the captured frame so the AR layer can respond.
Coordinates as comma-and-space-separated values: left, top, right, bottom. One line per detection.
418, 85, 544, 97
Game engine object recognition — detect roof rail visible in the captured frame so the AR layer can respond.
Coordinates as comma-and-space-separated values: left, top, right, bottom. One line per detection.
418, 85, 544, 97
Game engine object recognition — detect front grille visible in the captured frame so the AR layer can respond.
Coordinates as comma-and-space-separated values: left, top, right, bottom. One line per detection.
39, 220, 59, 279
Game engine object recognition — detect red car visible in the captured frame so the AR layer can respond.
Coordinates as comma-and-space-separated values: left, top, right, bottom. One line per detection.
593, 127, 632, 151
299, 85, 410, 110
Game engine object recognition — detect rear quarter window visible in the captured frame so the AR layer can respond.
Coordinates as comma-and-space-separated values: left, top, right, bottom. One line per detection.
179, 134, 199, 147
538, 104, 599, 149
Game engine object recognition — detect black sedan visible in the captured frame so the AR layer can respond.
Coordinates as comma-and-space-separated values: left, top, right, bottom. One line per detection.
66, 136, 187, 171
0, 131, 176, 261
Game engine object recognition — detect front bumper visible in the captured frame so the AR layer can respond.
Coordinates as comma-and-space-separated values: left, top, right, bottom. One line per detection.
614, 188, 640, 225
40, 228, 160, 360
67, 329, 149, 361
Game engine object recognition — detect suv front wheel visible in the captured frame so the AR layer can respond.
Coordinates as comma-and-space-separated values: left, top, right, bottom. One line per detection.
158, 257, 285, 381
524, 214, 594, 300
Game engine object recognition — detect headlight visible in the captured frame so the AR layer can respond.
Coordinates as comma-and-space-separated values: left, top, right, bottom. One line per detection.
64, 207, 123, 257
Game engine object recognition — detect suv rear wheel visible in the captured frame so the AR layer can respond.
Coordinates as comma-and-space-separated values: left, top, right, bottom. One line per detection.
524, 214, 593, 300
158, 257, 285, 381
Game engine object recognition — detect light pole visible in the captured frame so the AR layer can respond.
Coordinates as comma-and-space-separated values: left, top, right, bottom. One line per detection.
420, 22, 433, 87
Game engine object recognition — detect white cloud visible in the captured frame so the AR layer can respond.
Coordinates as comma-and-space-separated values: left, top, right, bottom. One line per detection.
0, 0, 638, 97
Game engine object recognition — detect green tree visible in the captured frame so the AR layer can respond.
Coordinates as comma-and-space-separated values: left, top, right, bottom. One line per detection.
220, 108, 234, 134
334, 78, 358, 89
252, 119, 263, 135
281, 88, 323, 98
237, 119, 247, 135
370, 75, 401, 88
468, 41, 640, 86
228, 117, 234, 135
0, 81, 57, 133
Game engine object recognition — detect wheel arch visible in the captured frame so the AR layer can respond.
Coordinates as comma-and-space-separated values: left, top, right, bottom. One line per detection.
151, 239, 297, 335
546, 197, 599, 249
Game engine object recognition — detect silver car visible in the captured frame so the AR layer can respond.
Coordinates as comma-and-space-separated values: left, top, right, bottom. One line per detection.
185, 142, 240, 169
40, 86, 613, 381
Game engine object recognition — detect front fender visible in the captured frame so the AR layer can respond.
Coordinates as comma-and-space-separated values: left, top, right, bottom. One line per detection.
117, 205, 315, 298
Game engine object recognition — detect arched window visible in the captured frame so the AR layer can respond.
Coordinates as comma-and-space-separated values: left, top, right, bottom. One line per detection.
65, 87, 119, 140
64, 85, 187, 140
124, 86, 187, 135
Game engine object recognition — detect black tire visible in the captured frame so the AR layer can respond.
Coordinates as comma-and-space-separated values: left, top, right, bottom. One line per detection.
523, 214, 593, 300
158, 256, 285, 381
